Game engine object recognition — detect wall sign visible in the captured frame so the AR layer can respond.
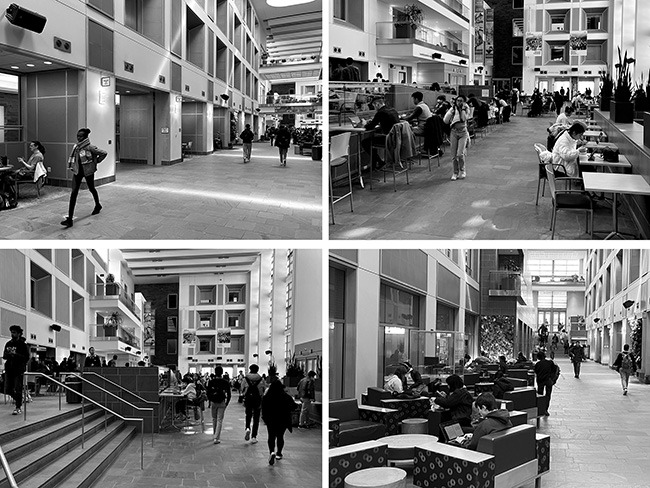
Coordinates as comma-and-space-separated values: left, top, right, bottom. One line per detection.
101, 77, 110, 87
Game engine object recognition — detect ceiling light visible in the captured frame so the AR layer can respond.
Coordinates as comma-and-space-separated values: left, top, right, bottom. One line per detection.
44, 61, 52, 65
266, 0, 316, 6
26, 63, 35, 67
11, 66, 19, 69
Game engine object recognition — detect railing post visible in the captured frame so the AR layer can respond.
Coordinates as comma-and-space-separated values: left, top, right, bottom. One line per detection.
151, 409, 154, 447
22, 374, 27, 421
141, 420, 144, 470
81, 393, 85, 449
0, 445, 19, 488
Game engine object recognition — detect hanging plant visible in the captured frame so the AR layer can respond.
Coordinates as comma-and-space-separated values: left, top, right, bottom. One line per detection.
480, 315, 515, 359
104, 311, 123, 330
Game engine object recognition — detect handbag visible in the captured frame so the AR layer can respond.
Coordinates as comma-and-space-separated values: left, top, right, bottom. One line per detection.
602, 148, 619, 162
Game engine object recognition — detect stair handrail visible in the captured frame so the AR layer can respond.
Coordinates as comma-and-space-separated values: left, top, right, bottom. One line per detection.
0, 445, 18, 488
23, 372, 145, 469
81, 372, 160, 406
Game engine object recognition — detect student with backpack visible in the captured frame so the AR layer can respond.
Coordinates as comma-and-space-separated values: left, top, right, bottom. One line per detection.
242, 364, 265, 443
296, 370, 316, 428
207, 366, 231, 444
533, 351, 558, 416
613, 344, 637, 395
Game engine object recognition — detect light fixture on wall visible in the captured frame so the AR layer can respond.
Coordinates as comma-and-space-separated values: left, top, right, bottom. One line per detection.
50, 324, 61, 331
220, 94, 229, 101
267, 0, 316, 7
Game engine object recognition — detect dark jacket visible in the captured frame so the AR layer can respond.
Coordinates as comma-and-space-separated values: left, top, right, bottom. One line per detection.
240, 129, 254, 144
84, 355, 101, 368
365, 106, 400, 135
207, 377, 232, 405
297, 376, 315, 400
534, 358, 555, 383
569, 345, 585, 363
434, 387, 473, 423
468, 409, 513, 450
613, 351, 637, 372
3, 336, 30, 374
274, 129, 292, 149
261, 382, 298, 432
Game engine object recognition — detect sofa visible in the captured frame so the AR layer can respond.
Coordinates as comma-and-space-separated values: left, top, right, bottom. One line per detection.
329, 398, 397, 447
503, 387, 538, 422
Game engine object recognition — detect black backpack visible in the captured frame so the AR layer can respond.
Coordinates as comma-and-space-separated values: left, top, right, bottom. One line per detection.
244, 377, 262, 406
207, 379, 226, 404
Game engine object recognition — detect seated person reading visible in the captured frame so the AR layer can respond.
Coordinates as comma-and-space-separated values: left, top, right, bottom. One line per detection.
552, 122, 586, 177
175, 375, 197, 418
555, 105, 574, 126
401, 91, 432, 136
384, 366, 406, 395
467, 393, 513, 450
433, 374, 473, 431
361, 97, 400, 170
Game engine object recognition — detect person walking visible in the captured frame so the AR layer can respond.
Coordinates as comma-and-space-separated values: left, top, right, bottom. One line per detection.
569, 342, 585, 378
84, 346, 102, 368
61, 128, 107, 228
240, 124, 254, 163
533, 351, 556, 416
261, 379, 298, 465
613, 344, 637, 395
443, 95, 471, 181
296, 370, 316, 428
206, 366, 231, 444
3, 325, 30, 415
274, 125, 291, 167
242, 364, 264, 443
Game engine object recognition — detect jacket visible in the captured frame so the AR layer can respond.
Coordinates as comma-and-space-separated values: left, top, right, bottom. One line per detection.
467, 409, 513, 450
365, 106, 400, 135
240, 129, 254, 144
70, 144, 108, 177
3, 336, 30, 374
297, 376, 315, 400
534, 358, 555, 383
613, 351, 637, 372
84, 355, 102, 368
423, 115, 447, 153
434, 387, 473, 423
274, 129, 292, 149
552, 130, 580, 177
385, 122, 416, 166
261, 386, 298, 432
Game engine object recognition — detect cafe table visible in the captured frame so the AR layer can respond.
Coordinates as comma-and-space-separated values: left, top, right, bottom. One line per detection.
159, 388, 184, 430
579, 152, 631, 170
582, 172, 650, 239
583, 130, 602, 141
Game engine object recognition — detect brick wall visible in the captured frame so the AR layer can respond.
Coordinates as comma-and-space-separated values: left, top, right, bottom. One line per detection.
487, 0, 524, 88
136, 283, 179, 367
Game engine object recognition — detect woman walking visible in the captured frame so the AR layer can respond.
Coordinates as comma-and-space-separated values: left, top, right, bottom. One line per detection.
443, 95, 471, 181
261, 379, 298, 465
61, 128, 107, 228
274, 125, 291, 167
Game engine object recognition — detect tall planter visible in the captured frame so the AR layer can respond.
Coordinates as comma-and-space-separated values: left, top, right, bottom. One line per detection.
600, 96, 611, 112
610, 100, 634, 123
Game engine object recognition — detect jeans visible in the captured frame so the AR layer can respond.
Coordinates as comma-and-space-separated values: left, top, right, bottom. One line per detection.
449, 127, 469, 175
619, 369, 631, 390
245, 403, 261, 438
68, 171, 100, 218
9, 371, 24, 409
299, 397, 312, 426
536, 379, 553, 414
266, 424, 287, 455
242, 143, 252, 162
211, 402, 227, 440
572, 360, 581, 377
278, 148, 288, 164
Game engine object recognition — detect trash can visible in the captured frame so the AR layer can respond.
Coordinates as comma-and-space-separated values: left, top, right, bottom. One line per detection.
65, 376, 82, 404
311, 145, 322, 161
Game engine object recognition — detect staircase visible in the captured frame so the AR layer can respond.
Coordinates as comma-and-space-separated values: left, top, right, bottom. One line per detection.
0, 400, 137, 488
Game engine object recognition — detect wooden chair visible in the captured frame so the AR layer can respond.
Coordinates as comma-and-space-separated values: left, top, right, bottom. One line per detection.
329, 132, 352, 224
545, 163, 593, 239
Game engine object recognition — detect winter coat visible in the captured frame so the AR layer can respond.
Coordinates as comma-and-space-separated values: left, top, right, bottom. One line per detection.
261, 386, 298, 432
468, 409, 513, 450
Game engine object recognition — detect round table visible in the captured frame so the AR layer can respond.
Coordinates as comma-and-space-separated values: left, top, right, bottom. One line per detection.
400, 418, 428, 434
344, 467, 407, 488
381, 434, 439, 463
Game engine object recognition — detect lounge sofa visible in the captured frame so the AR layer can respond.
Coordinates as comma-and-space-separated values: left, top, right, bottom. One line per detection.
329, 398, 397, 447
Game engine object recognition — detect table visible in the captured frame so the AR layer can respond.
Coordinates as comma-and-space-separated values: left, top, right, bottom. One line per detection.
0, 165, 15, 194
381, 434, 439, 464
344, 467, 407, 488
400, 418, 428, 434
582, 172, 650, 239
579, 152, 631, 170
583, 130, 603, 141
159, 389, 184, 430
585, 141, 618, 151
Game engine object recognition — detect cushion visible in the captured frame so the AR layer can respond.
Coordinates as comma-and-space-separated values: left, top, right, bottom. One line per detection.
338, 420, 387, 447
503, 387, 537, 411
477, 424, 536, 475
330, 398, 360, 423
367, 387, 392, 407
556, 193, 592, 208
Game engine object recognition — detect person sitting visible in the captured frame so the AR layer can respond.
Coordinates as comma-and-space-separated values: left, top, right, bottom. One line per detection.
552, 122, 586, 177
384, 365, 406, 395
401, 91, 432, 136
433, 94, 452, 117
555, 105, 574, 126
176, 374, 197, 419
401, 361, 427, 396
467, 393, 513, 450
433, 374, 473, 432
14, 141, 46, 181
361, 97, 400, 170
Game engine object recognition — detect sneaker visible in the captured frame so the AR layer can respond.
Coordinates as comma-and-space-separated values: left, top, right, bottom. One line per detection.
91, 204, 102, 215
451, 174, 458, 181
12, 408, 21, 415
213, 439, 221, 444
275, 454, 283, 460
459, 171, 466, 179
60, 218, 73, 228
623, 389, 628, 395
544, 412, 550, 417
251, 437, 258, 444
269, 452, 276, 465
245, 428, 250, 441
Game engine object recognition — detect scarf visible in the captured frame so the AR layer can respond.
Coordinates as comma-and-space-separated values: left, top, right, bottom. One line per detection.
67, 138, 91, 173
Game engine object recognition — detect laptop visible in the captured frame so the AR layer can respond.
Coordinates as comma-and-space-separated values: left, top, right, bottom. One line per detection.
440, 420, 472, 446
348, 115, 365, 128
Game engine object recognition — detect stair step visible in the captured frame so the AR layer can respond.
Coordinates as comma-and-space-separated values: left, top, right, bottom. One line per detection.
2, 409, 106, 463
13, 421, 135, 488
0, 404, 94, 445
0, 415, 114, 488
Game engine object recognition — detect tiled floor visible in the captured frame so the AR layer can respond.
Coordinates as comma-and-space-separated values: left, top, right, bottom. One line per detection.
330, 114, 638, 240
399, 353, 650, 488
95, 400, 322, 488
1, 143, 322, 240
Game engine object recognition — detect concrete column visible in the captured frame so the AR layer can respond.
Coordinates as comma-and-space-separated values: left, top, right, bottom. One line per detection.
85, 70, 116, 185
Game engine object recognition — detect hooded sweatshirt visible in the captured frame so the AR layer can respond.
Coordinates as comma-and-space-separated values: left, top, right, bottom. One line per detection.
3, 336, 30, 374
467, 409, 513, 450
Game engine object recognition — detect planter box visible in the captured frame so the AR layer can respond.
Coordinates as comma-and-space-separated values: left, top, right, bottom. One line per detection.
645, 113, 650, 148
600, 96, 611, 112
610, 100, 634, 123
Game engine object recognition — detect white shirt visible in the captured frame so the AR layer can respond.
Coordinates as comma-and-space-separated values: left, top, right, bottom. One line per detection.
552, 130, 580, 177
384, 375, 403, 394
555, 113, 572, 126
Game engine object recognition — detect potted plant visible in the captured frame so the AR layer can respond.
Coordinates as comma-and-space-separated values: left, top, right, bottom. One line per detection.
395, 4, 424, 39
610, 47, 635, 123
103, 311, 122, 336
283, 353, 304, 387
105, 273, 119, 296
599, 66, 614, 111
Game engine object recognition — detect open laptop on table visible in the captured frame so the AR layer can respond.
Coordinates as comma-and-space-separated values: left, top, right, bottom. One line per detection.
348, 115, 367, 128
440, 420, 472, 447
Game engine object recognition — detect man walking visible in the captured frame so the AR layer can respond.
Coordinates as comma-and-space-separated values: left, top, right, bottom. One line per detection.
240, 124, 255, 163
533, 351, 556, 416
242, 364, 264, 443
3, 325, 30, 415
569, 342, 585, 378
613, 344, 637, 395
207, 366, 231, 444
296, 370, 316, 428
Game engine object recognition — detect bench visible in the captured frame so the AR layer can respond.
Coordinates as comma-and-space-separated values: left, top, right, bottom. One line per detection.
329, 398, 398, 447
329, 440, 388, 488
503, 387, 538, 423
378, 397, 431, 435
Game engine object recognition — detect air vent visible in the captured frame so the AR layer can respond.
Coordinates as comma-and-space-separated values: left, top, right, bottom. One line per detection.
54, 37, 71, 53
159, 75, 166, 84
30, 334, 36, 340
358, 51, 365, 57
124, 62, 134, 73
333, 47, 341, 53
185, 84, 190, 91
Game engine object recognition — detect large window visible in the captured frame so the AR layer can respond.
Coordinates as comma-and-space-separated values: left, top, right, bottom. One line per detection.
31, 262, 52, 317
586, 13, 602, 30
437, 302, 456, 331
333, 0, 363, 30
379, 284, 420, 327
529, 258, 581, 282
512, 47, 523, 65
538, 291, 567, 330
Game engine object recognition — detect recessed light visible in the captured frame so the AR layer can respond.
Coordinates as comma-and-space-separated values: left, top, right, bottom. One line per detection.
11, 66, 19, 69
125, 90, 131, 93
267, 0, 315, 6
44, 61, 52, 65
26, 63, 35, 67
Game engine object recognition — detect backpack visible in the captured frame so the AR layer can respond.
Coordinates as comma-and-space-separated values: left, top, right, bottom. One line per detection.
551, 361, 561, 385
0, 191, 17, 211
207, 379, 226, 404
243, 377, 262, 406
621, 353, 634, 371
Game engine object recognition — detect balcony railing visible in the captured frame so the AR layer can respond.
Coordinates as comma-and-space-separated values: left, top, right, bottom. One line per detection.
376, 22, 469, 58
488, 271, 522, 295
91, 283, 141, 319
93, 324, 141, 350
261, 94, 322, 105
531, 275, 586, 285
435, 0, 470, 18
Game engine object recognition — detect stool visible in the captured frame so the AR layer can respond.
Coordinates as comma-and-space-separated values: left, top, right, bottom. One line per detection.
344, 467, 407, 488
400, 418, 428, 434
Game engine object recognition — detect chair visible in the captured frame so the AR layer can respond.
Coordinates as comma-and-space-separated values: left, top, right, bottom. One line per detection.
534, 143, 549, 206
545, 163, 593, 239
371, 122, 413, 192
16, 173, 46, 199
329, 132, 353, 224
414, 117, 442, 171
182, 141, 193, 159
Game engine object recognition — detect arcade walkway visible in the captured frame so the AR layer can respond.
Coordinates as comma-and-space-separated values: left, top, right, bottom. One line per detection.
0, 143, 322, 240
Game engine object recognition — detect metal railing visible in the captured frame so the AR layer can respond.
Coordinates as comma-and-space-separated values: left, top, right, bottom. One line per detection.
92, 324, 141, 349
375, 21, 469, 57
91, 283, 142, 319
488, 270, 522, 294
23, 372, 149, 469
0, 445, 18, 488
437, 0, 470, 18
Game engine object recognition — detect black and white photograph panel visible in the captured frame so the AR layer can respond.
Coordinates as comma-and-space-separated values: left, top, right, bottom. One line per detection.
0, 248, 322, 487
329, 0, 650, 241
0, 0, 322, 239
329, 248, 650, 488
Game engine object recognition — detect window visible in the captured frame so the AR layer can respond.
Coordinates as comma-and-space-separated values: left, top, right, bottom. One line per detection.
198, 286, 215, 304
31, 262, 52, 317
198, 311, 215, 329
550, 46, 565, 62
333, 0, 346, 20
513, 0, 524, 8
227, 284, 245, 303
333, 0, 363, 30
586, 13, 601, 30
167, 316, 178, 332
512, 19, 524, 38
379, 284, 420, 327
167, 293, 178, 309
198, 336, 215, 354
437, 302, 457, 331
227, 310, 245, 328
512, 47, 523, 65
167, 339, 177, 354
